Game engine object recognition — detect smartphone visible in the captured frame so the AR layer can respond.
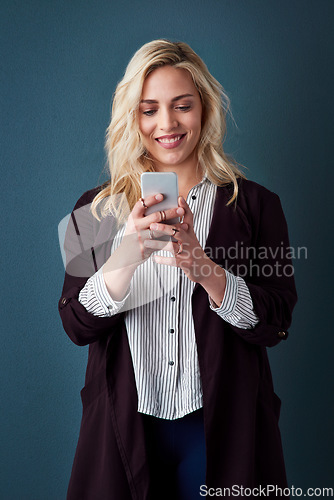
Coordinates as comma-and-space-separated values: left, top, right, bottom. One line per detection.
141, 172, 179, 226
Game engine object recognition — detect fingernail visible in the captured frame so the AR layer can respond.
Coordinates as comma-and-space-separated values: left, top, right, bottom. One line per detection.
155, 194, 163, 200
177, 208, 183, 215
151, 223, 158, 230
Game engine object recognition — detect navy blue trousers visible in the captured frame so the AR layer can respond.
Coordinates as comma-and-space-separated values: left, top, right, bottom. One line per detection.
142, 408, 206, 499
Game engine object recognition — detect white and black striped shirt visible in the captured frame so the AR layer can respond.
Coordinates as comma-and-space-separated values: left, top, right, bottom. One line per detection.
79, 178, 259, 419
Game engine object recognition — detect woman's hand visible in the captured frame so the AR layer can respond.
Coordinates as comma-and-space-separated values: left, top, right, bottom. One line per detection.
144, 197, 209, 283
102, 194, 184, 301
121, 194, 185, 267
144, 196, 227, 306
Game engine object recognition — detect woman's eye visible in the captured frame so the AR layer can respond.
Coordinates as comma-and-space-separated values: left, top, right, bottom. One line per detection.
143, 110, 156, 116
176, 105, 191, 111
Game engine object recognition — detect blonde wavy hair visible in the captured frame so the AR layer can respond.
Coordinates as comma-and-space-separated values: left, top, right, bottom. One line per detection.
91, 39, 245, 223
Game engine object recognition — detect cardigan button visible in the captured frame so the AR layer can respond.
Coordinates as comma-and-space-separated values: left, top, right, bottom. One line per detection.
277, 331, 286, 338
61, 297, 67, 305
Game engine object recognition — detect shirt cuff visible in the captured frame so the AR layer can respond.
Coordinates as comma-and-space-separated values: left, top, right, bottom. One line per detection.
78, 266, 131, 317
209, 270, 259, 329
209, 269, 237, 314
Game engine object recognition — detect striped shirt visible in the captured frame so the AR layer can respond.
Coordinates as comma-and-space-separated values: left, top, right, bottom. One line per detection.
79, 178, 259, 419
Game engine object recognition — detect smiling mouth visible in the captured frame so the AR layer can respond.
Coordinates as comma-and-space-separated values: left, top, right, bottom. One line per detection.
155, 134, 186, 145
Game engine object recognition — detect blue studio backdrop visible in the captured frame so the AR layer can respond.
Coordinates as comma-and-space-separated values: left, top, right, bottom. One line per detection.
1, 0, 333, 498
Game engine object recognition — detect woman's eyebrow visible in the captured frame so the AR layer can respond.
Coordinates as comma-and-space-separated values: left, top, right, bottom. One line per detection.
140, 94, 194, 104
171, 94, 194, 102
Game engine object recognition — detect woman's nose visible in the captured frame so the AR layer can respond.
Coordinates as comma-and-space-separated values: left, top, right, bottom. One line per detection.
158, 108, 178, 131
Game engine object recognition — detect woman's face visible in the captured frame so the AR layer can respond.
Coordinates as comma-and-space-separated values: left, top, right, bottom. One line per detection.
138, 65, 202, 171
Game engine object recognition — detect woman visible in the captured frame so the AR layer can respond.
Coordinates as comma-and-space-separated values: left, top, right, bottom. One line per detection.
59, 40, 297, 499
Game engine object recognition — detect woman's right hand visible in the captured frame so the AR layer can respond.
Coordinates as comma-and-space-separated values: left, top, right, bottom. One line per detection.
121, 193, 185, 268
102, 194, 184, 302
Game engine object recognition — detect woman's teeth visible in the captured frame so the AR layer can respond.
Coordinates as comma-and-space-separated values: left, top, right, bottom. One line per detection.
157, 135, 183, 143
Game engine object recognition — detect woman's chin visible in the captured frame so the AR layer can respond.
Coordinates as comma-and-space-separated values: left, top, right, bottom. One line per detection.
152, 149, 197, 170
152, 153, 185, 169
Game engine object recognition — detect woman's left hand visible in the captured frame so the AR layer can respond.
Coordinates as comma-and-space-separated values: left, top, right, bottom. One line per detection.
144, 196, 214, 284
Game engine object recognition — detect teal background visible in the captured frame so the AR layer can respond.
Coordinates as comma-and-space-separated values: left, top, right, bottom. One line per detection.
1, 0, 333, 497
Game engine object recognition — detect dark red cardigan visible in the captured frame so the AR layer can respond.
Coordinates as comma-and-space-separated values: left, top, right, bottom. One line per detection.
59, 179, 297, 499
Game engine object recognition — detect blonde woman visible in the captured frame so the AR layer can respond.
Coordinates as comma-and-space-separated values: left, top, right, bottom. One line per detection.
59, 40, 297, 500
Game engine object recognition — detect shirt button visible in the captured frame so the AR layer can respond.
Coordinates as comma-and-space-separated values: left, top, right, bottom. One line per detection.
192, 195, 197, 200
170, 296, 176, 302
169, 328, 175, 334
168, 361, 174, 366
277, 331, 286, 338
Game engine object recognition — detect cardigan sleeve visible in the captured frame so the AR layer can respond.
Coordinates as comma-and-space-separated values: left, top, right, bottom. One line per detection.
58, 190, 124, 346
227, 188, 298, 347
